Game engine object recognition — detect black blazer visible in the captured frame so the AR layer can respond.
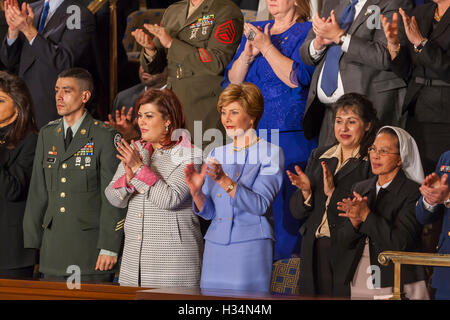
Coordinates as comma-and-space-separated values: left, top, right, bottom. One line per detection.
112, 83, 146, 121
289, 145, 372, 295
336, 169, 427, 292
392, 2, 450, 123
0, 0, 95, 128
0, 126, 38, 270
0, 11, 6, 70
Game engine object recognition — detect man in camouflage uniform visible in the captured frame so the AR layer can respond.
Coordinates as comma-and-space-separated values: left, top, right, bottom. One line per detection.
23, 68, 126, 282
134, 0, 243, 150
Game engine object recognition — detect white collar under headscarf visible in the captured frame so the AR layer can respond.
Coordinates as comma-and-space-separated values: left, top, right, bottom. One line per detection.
378, 126, 424, 184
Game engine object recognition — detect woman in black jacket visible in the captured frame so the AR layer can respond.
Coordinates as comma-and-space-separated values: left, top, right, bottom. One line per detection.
288, 93, 380, 296
0, 71, 38, 278
337, 126, 429, 299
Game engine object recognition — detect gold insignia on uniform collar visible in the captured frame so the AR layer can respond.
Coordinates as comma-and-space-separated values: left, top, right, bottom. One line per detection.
94, 121, 99, 125
81, 129, 87, 135
57, 128, 62, 133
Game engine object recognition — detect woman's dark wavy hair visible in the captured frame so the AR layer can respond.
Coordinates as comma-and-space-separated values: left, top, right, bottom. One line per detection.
0, 71, 38, 149
332, 93, 380, 159
134, 88, 186, 148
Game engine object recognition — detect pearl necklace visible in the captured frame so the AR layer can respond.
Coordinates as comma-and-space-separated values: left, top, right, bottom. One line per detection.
231, 137, 261, 152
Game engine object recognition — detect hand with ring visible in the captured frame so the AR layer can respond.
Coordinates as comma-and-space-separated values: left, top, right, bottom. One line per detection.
243, 22, 272, 53
247, 30, 256, 41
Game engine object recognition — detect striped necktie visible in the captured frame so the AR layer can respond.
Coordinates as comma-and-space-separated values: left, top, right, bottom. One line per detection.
38, 1, 50, 34
320, 0, 359, 97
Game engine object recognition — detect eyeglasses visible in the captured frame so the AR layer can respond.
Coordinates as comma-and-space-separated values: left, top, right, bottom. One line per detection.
368, 146, 400, 156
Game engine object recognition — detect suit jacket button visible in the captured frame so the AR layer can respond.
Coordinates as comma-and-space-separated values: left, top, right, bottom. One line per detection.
60, 192, 66, 198
61, 177, 67, 183
60, 207, 66, 213
448, 231, 450, 237
62, 163, 67, 169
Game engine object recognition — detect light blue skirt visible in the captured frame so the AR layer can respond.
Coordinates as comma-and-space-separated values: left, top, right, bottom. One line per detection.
200, 239, 273, 292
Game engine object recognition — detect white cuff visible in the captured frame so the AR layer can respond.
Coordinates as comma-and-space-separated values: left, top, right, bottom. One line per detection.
304, 193, 312, 207
309, 40, 326, 60
99, 249, 118, 257
29, 35, 37, 46
423, 198, 438, 212
6, 36, 17, 46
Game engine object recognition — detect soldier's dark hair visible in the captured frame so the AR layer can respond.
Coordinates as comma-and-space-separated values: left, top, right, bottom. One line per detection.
135, 88, 186, 148
0, 71, 38, 149
332, 93, 380, 159
58, 68, 94, 93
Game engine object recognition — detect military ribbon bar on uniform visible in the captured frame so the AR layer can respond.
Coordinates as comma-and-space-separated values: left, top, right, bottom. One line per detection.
73, 142, 94, 157
215, 20, 236, 44
198, 48, 212, 63
190, 14, 215, 29
440, 165, 450, 172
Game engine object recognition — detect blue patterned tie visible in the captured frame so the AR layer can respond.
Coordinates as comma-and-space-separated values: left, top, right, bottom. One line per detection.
38, 1, 50, 34
320, 0, 359, 96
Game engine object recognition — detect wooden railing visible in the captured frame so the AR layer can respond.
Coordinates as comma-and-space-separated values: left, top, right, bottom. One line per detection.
378, 251, 450, 300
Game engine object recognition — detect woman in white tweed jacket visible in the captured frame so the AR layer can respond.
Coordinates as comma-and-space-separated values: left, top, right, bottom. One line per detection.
105, 89, 203, 288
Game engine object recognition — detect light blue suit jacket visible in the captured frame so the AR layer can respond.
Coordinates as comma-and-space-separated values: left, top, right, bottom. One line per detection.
194, 139, 284, 245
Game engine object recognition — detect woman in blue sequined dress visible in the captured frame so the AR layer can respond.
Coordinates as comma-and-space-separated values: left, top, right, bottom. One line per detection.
222, 0, 317, 260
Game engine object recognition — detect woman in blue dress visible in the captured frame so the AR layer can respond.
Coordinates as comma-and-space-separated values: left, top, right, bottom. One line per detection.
185, 83, 284, 291
222, 0, 316, 260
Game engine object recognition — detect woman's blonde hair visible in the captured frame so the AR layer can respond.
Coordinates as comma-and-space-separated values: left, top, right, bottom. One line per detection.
217, 83, 264, 129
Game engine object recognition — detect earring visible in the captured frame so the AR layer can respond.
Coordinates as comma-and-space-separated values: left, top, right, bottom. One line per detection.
165, 125, 169, 132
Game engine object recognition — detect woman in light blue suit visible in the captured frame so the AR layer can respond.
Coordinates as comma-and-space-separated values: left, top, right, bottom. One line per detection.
185, 83, 284, 292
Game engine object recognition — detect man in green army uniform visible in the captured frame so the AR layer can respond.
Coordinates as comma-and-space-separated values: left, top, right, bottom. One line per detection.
132, 0, 243, 150
23, 68, 126, 282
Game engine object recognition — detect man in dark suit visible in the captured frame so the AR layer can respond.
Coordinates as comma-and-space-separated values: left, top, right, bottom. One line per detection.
112, 65, 167, 118
300, 0, 413, 147
0, 4, 7, 70
381, 1, 449, 175
0, 0, 95, 129
416, 151, 450, 300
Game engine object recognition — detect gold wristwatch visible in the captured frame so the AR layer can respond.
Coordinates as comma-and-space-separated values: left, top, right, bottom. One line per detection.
225, 181, 236, 193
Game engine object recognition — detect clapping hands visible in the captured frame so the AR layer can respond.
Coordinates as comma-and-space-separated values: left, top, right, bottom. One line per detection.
337, 191, 371, 229
4, 0, 36, 41
419, 173, 449, 206
286, 165, 312, 201
116, 139, 144, 183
